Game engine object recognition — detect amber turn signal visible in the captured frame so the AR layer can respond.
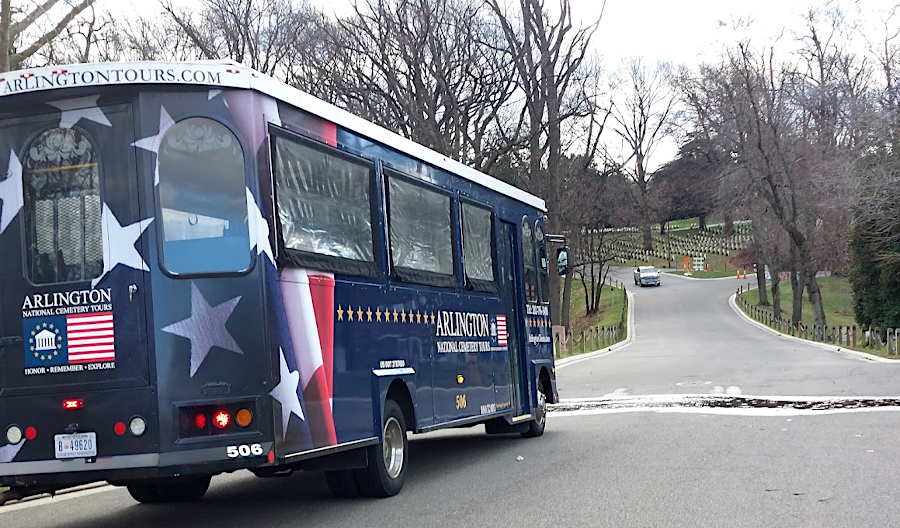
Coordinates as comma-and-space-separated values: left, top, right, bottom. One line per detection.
236, 408, 253, 428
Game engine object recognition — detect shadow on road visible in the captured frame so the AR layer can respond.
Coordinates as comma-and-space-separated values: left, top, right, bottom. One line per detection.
26, 429, 557, 528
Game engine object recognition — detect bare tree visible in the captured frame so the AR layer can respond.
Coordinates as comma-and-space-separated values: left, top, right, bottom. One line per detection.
310, 0, 524, 173
160, 0, 316, 77
611, 58, 676, 250
487, 0, 600, 324
1, 0, 99, 71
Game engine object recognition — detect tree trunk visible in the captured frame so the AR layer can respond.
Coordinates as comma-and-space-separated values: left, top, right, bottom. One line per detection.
805, 272, 827, 333
771, 274, 782, 319
791, 269, 805, 325
561, 270, 573, 330
0, 0, 10, 73
699, 212, 707, 230
756, 258, 769, 306
724, 214, 734, 237
659, 221, 666, 235
641, 221, 653, 250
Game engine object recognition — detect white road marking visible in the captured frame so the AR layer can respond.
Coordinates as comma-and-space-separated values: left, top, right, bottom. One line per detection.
603, 388, 630, 398
711, 386, 725, 394
550, 393, 900, 418
726, 386, 742, 395
551, 406, 900, 418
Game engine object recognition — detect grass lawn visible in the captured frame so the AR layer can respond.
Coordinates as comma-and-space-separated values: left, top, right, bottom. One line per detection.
558, 279, 627, 357
667, 269, 738, 279
740, 275, 856, 328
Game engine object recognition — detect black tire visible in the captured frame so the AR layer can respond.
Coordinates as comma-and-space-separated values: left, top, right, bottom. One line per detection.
126, 482, 163, 504
521, 382, 547, 438
325, 470, 361, 498
356, 399, 408, 497
127, 476, 211, 504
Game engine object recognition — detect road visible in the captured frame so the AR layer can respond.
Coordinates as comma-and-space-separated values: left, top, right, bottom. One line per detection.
4, 270, 900, 527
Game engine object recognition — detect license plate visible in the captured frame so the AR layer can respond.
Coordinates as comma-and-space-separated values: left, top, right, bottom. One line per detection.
54, 432, 97, 459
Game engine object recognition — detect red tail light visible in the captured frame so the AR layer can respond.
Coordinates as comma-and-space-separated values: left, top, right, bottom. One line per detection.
194, 413, 207, 430
63, 399, 84, 410
114, 422, 126, 436
25, 427, 37, 440
213, 410, 230, 429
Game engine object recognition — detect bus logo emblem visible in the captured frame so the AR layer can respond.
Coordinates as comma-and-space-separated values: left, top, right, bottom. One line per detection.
26, 321, 64, 364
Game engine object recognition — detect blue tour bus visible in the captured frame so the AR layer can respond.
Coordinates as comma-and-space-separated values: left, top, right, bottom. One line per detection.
0, 60, 562, 503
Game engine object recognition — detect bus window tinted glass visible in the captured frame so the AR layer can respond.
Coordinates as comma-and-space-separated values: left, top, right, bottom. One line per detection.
462, 203, 495, 286
273, 135, 374, 263
536, 223, 550, 303
389, 177, 453, 279
158, 118, 250, 275
522, 218, 536, 302
23, 128, 103, 284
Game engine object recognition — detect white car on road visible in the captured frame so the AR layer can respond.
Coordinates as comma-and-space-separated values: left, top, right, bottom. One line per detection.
634, 266, 661, 287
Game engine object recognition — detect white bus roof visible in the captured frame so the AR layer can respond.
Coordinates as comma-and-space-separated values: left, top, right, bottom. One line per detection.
0, 60, 546, 211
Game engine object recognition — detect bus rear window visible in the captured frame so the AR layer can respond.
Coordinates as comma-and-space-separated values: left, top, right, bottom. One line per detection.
23, 128, 103, 285
157, 117, 251, 276
271, 129, 378, 277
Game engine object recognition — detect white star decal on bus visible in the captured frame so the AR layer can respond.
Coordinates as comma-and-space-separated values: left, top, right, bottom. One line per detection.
92, 204, 154, 287
270, 347, 304, 439
48, 95, 112, 129
162, 283, 243, 378
132, 106, 176, 185
247, 188, 274, 265
0, 440, 24, 463
0, 150, 23, 236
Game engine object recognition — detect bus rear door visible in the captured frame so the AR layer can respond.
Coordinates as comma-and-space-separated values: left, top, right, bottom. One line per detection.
0, 99, 155, 471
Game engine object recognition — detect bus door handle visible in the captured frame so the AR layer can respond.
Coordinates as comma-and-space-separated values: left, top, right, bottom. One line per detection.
129, 284, 138, 302
0, 337, 23, 349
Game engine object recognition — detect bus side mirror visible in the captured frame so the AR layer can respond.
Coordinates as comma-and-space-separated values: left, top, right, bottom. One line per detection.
556, 247, 569, 276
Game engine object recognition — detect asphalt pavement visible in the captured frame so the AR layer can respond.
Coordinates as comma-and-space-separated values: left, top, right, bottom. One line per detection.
4, 269, 900, 527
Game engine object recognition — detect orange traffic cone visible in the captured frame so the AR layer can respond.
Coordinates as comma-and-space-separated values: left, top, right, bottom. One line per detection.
742, 271, 747, 279
736, 270, 740, 279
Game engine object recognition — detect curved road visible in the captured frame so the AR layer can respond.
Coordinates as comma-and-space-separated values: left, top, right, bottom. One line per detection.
3, 271, 900, 527
560, 270, 900, 398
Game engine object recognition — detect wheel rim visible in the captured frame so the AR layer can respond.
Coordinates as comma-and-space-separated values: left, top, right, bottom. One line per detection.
382, 416, 405, 479
535, 388, 547, 428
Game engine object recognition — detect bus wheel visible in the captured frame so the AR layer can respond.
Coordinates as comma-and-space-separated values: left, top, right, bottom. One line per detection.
356, 399, 408, 497
127, 476, 211, 504
521, 384, 547, 438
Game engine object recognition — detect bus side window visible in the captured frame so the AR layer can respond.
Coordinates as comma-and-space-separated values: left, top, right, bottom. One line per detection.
271, 129, 378, 277
461, 202, 497, 293
522, 218, 537, 302
387, 173, 456, 288
535, 223, 550, 304
157, 117, 251, 275
23, 127, 103, 285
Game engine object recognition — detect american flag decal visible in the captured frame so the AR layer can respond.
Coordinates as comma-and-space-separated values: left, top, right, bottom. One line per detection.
67, 312, 115, 364
496, 315, 508, 346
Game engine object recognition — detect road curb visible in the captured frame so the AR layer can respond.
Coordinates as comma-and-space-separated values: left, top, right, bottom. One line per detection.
727, 293, 896, 364
666, 272, 758, 282
556, 289, 636, 368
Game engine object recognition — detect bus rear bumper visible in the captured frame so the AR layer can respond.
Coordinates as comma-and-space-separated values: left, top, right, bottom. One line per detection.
0, 441, 273, 489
